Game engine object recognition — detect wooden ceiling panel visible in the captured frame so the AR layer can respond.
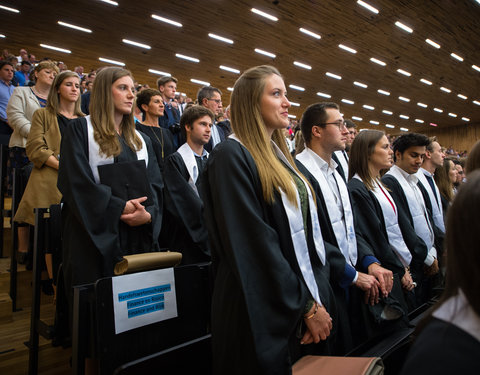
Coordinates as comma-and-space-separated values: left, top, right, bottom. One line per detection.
1, 0, 479, 133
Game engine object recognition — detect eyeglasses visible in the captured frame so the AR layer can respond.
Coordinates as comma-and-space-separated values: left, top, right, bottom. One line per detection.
207, 98, 222, 104
319, 120, 347, 129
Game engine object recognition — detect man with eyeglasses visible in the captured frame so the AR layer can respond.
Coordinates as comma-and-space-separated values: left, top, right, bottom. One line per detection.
198, 86, 226, 152
296, 102, 393, 353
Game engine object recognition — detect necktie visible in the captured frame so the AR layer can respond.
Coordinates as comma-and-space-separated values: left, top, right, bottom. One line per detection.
425, 175, 439, 206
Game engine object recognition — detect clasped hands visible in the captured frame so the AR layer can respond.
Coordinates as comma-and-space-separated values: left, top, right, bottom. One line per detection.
301, 304, 333, 345
121, 196, 151, 226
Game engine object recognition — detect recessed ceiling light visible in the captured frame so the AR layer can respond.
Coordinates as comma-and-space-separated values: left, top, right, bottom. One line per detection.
395, 21, 413, 33
397, 69, 411, 77
254, 48, 276, 58
342, 99, 354, 104
288, 114, 296, 119
122, 39, 151, 49
420, 78, 433, 85
293, 61, 312, 70
219, 65, 240, 74
363, 105, 375, 110
472, 65, 480, 72
400, 127, 409, 132
175, 53, 199, 63
370, 120, 380, 125
40, 43, 71, 54
457, 94, 468, 100
450, 53, 463, 61
385, 124, 395, 128
433, 108, 443, 113
338, 44, 357, 54
429, 123, 438, 127
251, 8, 278, 21
317, 92, 331, 98
208, 33, 234, 44
370, 57, 386, 66
399, 114, 409, 119
0, 4, 19, 12
417, 102, 428, 108
354, 81, 368, 88
326, 72, 342, 80
425, 39, 440, 48
57, 21, 92, 33
98, 57, 124, 66
382, 110, 393, 115
462, 117, 470, 122
227, 87, 234, 92
289, 102, 300, 107
352, 116, 363, 121
399, 96, 410, 102
356, 0, 379, 14
99, 0, 118, 5
474, 100, 480, 106
190, 78, 210, 86
151, 14, 182, 27
289, 84, 305, 91
415, 119, 424, 123
448, 113, 457, 117
299, 28, 321, 39
377, 89, 390, 96
440, 87, 451, 93
148, 69, 170, 76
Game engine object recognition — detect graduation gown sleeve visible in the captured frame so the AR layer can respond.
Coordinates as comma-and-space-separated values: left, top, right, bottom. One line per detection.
201, 139, 313, 374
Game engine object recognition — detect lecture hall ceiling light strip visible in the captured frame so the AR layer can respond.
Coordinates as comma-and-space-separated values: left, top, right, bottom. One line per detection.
219, 65, 240, 74
190, 78, 210, 86
99, 0, 118, 6
122, 39, 151, 50
356, 0, 379, 14
40, 43, 71, 53
208, 33, 234, 44
175, 53, 199, 63
148, 69, 170, 76
98, 57, 124, 66
299, 28, 321, 39
151, 14, 182, 27
250, 8, 278, 21
254, 48, 276, 58
0, 4, 19, 13
58, 21, 92, 33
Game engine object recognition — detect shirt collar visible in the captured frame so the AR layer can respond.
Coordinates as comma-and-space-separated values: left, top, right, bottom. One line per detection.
393, 164, 418, 184
420, 167, 434, 178
307, 147, 337, 175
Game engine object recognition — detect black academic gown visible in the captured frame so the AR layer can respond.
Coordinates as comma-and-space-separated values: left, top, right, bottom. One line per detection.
400, 318, 480, 375
135, 122, 175, 172
58, 118, 163, 292
201, 139, 336, 375
162, 152, 210, 264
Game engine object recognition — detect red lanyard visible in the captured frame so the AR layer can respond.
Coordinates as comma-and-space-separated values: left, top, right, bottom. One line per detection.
378, 183, 396, 214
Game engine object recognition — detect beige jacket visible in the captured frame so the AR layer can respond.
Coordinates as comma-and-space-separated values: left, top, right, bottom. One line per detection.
6, 86, 41, 148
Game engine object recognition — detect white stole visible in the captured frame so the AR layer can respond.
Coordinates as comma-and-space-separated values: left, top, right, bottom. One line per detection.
296, 148, 357, 266
86, 115, 148, 184
387, 165, 434, 250
354, 174, 412, 267
231, 135, 325, 306
416, 168, 445, 233
176, 142, 208, 197
334, 150, 349, 180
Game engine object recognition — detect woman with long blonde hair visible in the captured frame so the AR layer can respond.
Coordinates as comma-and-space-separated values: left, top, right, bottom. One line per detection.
201, 65, 335, 374
58, 67, 163, 297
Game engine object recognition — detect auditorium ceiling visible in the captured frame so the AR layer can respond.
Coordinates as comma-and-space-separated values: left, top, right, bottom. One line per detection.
2, 0, 480, 133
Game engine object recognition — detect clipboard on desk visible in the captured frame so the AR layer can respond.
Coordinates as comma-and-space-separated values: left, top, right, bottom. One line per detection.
98, 159, 154, 207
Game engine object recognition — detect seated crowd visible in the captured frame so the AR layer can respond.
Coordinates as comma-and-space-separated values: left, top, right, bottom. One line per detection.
2, 48, 480, 374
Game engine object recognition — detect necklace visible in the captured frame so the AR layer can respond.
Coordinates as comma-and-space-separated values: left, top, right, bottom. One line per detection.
31, 86, 48, 99
143, 123, 165, 160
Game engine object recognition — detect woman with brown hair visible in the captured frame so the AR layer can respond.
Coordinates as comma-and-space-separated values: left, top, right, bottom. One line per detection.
58, 67, 163, 295
201, 65, 335, 374
434, 158, 457, 215
401, 170, 480, 374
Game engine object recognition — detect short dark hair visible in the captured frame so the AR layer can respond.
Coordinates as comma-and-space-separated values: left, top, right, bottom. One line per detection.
426, 136, 438, 153
20, 60, 32, 66
156, 75, 177, 88
136, 88, 162, 115
300, 102, 339, 144
345, 119, 356, 129
0, 61, 14, 70
392, 133, 429, 161
197, 86, 222, 106
180, 105, 214, 138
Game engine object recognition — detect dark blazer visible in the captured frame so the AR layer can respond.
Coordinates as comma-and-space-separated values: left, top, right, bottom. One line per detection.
331, 152, 346, 182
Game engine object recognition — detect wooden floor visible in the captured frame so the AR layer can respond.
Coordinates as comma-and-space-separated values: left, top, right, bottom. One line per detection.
0, 202, 72, 374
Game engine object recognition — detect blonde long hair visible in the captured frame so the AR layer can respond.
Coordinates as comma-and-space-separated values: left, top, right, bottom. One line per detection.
89, 67, 142, 157
45, 71, 84, 117
230, 65, 307, 205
